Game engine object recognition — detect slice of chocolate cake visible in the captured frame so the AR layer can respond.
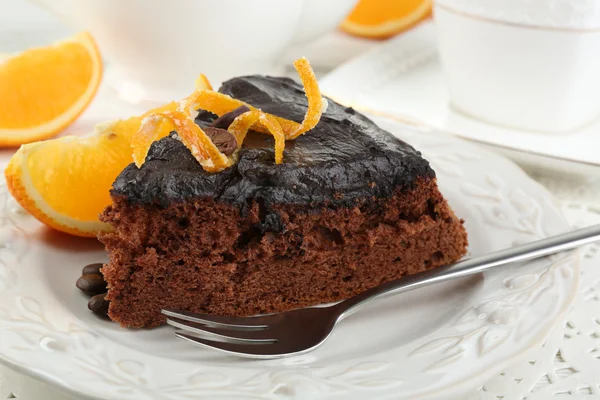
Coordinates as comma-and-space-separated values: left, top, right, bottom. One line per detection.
99, 76, 468, 328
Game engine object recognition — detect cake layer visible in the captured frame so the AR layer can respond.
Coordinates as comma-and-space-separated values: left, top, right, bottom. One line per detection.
100, 177, 467, 328
111, 76, 434, 217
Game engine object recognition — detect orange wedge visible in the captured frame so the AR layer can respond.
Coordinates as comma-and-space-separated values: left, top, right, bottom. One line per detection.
5, 122, 132, 237
5, 100, 178, 237
0, 32, 102, 146
340, 0, 432, 39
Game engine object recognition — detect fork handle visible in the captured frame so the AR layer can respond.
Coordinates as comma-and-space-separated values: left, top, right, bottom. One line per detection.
336, 224, 600, 320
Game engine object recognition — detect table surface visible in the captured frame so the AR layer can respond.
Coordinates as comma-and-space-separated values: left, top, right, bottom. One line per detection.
1, 1, 600, 399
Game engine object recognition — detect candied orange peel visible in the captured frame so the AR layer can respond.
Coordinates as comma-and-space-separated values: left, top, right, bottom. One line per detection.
134, 111, 232, 172
194, 73, 213, 91
288, 57, 328, 139
225, 111, 286, 164
227, 109, 262, 144
132, 114, 170, 168
259, 114, 286, 164
132, 57, 324, 173
182, 90, 301, 136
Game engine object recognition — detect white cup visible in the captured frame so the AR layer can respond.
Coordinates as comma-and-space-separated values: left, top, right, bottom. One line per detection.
434, 0, 600, 133
29, 0, 356, 102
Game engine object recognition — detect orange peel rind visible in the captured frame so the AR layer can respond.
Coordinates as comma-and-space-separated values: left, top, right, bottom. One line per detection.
135, 57, 324, 173
164, 110, 231, 172
182, 90, 246, 119
258, 114, 286, 164
130, 101, 181, 166
288, 57, 328, 139
227, 110, 261, 144
132, 115, 170, 168
133, 110, 232, 172
227, 110, 285, 164
180, 90, 301, 135
195, 74, 213, 91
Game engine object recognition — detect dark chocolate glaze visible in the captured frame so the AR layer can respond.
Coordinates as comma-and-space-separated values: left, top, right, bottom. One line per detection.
111, 76, 434, 226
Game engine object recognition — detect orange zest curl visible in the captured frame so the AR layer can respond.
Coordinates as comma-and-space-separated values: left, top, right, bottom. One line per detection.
288, 57, 328, 139
133, 111, 232, 172
163, 111, 231, 172
227, 109, 262, 144
227, 110, 285, 164
183, 90, 246, 118
195, 73, 213, 91
182, 90, 300, 136
134, 57, 324, 173
132, 114, 174, 167
258, 114, 286, 164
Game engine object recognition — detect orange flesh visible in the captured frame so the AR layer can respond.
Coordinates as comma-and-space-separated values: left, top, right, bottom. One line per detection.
5, 121, 132, 236
0, 41, 95, 129
341, 0, 432, 39
27, 134, 129, 221
344, 0, 429, 25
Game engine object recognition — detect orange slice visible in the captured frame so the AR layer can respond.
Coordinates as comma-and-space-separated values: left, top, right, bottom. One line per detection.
5, 121, 132, 237
5, 99, 179, 237
0, 32, 103, 146
340, 0, 432, 39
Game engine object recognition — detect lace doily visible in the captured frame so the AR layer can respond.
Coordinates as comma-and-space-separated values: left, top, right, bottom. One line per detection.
457, 173, 600, 400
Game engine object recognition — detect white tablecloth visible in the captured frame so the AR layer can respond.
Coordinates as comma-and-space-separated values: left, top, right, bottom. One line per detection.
2, 1, 600, 398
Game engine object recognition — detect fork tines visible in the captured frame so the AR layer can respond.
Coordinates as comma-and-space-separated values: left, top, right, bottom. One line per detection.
162, 309, 277, 351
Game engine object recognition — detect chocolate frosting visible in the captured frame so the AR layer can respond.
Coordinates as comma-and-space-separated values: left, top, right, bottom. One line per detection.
111, 76, 434, 220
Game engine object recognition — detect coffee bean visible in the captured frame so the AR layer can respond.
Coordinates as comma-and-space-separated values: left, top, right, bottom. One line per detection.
82, 263, 103, 276
204, 127, 238, 156
88, 293, 109, 317
76, 274, 107, 296
210, 105, 250, 130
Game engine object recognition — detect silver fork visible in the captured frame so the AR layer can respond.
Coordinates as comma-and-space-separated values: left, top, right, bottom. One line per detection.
163, 224, 600, 359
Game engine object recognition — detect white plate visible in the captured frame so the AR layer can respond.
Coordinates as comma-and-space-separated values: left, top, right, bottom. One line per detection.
320, 22, 600, 178
0, 115, 578, 400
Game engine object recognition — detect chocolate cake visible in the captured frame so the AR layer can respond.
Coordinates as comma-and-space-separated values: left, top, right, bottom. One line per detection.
99, 76, 468, 328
